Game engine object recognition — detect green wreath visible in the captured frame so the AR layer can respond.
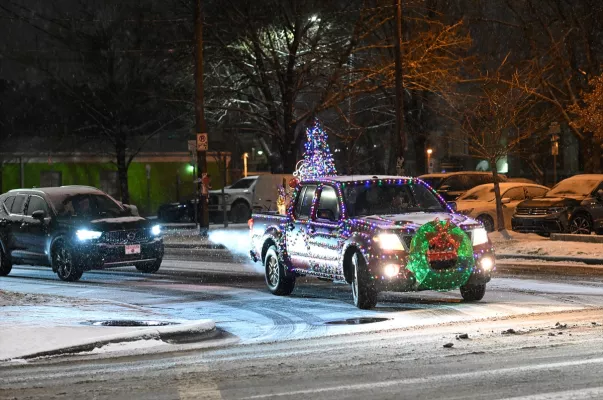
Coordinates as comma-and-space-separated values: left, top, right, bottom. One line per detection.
406, 219, 474, 291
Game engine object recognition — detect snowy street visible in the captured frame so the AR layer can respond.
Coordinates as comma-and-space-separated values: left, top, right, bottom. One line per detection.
3, 254, 603, 399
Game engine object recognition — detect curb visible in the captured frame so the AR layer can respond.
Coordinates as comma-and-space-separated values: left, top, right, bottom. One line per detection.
164, 242, 227, 250
550, 233, 603, 243
497, 253, 603, 265
12, 320, 216, 361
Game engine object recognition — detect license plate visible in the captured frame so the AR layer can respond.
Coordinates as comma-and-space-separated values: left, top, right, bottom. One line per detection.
125, 244, 141, 255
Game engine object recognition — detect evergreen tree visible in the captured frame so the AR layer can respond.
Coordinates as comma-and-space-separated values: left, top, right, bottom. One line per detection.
295, 119, 338, 180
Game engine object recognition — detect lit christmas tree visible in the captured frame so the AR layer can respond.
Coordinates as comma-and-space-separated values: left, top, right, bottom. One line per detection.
294, 119, 338, 181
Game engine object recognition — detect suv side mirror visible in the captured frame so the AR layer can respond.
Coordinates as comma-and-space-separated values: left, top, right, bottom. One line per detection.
31, 210, 46, 220
317, 209, 336, 221
597, 189, 603, 199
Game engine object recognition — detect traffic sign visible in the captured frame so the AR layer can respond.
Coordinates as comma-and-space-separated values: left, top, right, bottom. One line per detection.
197, 133, 208, 151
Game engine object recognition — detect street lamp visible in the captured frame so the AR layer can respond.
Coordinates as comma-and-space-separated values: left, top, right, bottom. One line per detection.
243, 152, 249, 178
426, 148, 433, 173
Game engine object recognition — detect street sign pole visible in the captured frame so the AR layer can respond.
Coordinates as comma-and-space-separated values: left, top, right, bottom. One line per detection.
195, 0, 209, 238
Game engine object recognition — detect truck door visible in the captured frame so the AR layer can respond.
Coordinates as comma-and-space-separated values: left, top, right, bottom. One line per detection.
307, 185, 344, 276
287, 185, 317, 270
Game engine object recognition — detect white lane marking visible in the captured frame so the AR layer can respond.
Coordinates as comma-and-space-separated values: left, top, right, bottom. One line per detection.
241, 357, 603, 399
501, 387, 603, 400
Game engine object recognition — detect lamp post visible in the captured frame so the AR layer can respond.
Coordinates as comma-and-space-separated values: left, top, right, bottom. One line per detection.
549, 122, 560, 185
243, 152, 249, 177
426, 148, 433, 173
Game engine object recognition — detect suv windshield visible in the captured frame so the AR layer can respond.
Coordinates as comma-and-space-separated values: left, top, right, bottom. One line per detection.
52, 194, 124, 218
344, 183, 446, 217
546, 179, 601, 198
229, 178, 256, 189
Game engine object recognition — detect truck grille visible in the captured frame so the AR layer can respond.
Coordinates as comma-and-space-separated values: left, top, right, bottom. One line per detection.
398, 235, 413, 251
103, 229, 151, 244
516, 207, 549, 215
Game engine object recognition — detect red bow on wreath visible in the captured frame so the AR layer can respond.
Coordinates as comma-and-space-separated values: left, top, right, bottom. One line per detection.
425, 219, 461, 262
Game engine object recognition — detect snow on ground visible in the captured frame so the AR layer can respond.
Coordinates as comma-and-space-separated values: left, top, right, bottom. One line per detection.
489, 231, 603, 260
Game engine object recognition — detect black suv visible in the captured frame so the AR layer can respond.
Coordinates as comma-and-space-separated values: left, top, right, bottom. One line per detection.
0, 186, 164, 281
418, 172, 508, 201
512, 174, 603, 235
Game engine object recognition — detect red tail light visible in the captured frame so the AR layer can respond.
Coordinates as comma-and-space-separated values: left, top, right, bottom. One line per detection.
248, 218, 254, 230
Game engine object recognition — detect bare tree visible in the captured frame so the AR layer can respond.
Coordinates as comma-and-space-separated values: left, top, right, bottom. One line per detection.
457, 77, 545, 233
2, 0, 190, 203
568, 74, 603, 143
473, 0, 603, 172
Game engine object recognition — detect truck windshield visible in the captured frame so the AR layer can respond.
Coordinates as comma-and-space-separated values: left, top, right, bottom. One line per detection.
344, 183, 446, 217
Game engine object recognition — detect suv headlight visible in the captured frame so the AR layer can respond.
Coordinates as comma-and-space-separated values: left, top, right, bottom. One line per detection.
151, 225, 161, 236
76, 229, 102, 241
472, 228, 489, 246
374, 233, 405, 251
548, 207, 566, 214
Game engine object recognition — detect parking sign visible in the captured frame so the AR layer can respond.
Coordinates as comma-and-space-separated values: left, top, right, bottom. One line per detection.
196, 133, 208, 151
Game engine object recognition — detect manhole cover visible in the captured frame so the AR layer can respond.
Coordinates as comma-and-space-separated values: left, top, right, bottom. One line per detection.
325, 317, 390, 325
86, 320, 179, 327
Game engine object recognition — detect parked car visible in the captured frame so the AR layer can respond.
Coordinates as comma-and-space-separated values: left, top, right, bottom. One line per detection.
512, 174, 603, 235
250, 175, 494, 309
507, 177, 539, 184
157, 198, 197, 223
209, 174, 293, 223
419, 172, 508, 201
0, 186, 164, 281
456, 182, 549, 232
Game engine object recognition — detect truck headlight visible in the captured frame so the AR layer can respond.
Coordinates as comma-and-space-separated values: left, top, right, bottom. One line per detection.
76, 229, 102, 241
151, 225, 161, 236
472, 228, 489, 246
374, 233, 405, 251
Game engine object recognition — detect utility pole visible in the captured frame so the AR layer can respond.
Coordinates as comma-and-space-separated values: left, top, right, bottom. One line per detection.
393, 0, 406, 175
195, 0, 209, 237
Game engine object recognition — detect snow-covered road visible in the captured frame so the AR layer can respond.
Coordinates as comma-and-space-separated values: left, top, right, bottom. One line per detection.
3, 261, 603, 399
3, 262, 603, 345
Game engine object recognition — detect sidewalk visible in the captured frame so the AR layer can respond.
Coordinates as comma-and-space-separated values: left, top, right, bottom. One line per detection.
0, 291, 216, 361
490, 231, 603, 264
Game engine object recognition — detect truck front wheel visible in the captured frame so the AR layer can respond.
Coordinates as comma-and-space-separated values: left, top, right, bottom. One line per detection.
460, 283, 486, 301
264, 246, 295, 296
351, 251, 378, 309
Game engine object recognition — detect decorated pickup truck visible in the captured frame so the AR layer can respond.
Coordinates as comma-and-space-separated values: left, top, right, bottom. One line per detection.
249, 175, 495, 309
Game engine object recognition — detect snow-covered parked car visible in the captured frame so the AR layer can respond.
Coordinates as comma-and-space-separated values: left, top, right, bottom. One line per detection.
0, 186, 164, 281
456, 182, 549, 232
512, 174, 603, 235
249, 176, 495, 309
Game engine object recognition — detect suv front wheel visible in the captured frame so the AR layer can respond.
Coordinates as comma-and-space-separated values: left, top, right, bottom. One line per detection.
569, 213, 592, 235
52, 240, 83, 282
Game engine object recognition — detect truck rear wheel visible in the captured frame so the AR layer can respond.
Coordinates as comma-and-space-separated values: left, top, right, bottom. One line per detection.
264, 246, 295, 295
351, 251, 378, 309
